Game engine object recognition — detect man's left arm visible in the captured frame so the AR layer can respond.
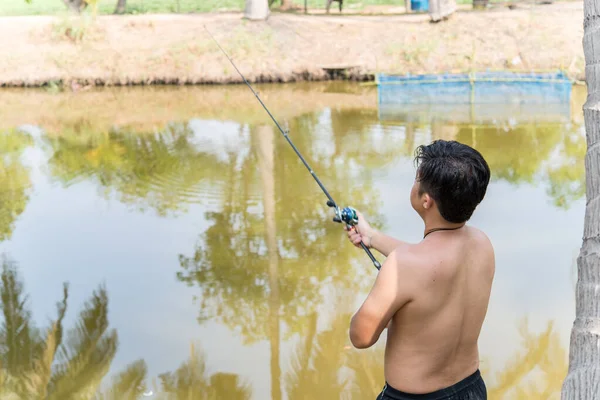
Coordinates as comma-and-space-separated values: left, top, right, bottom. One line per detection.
349, 249, 415, 349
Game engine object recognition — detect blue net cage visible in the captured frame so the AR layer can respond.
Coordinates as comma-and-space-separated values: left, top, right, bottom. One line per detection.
376, 70, 573, 124
376, 70, 573, 105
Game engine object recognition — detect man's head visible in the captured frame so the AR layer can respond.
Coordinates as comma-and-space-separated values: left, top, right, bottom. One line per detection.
410, 140, 490, 224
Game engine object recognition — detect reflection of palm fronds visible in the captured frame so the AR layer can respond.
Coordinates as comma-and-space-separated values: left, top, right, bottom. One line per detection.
20, 322, 60, 398
285, 312, 318, 399
207, 373, 252, 400
344, 346, 385, 400
285, 295, 356, 400
48, 285, 118, 399
0, 256, 59, 398
94, 359, 148, 400
0, 254, 119, 399
487, 317, 567, 400
157, 342, 252, 400
0, 255, 45, 380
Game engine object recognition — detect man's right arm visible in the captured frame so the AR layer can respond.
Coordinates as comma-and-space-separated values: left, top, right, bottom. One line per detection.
345, 210, 409, 257
368, 229, 408, 257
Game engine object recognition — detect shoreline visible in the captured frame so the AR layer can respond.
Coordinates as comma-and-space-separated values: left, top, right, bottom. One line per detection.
0, 81, 586, 134
0, 2, 586, 88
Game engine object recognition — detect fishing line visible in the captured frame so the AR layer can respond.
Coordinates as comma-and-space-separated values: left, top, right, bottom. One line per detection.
204, 26, 381, 270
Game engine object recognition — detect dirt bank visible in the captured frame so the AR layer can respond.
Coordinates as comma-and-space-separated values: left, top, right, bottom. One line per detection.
0, 2, 585, 87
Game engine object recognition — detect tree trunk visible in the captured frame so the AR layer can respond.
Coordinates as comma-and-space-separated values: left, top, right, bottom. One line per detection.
256, 124, 282, 400
428, 0, 455, 22
561, 0, 600, 396
114, 0, 127, 14
62, 0, 87, 13
244, 0, 270, 20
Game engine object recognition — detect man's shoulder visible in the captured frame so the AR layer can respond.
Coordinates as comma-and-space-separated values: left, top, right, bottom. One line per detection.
466, 225, 495, 252
391, 241, 438, 262
466, 225, 490, 239
387, 243, 430, 274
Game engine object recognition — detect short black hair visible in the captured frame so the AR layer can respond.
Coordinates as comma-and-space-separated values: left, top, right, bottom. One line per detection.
414, 140, 490, 223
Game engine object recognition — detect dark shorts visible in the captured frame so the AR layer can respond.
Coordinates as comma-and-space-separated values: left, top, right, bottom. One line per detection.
376, 369, 487, 400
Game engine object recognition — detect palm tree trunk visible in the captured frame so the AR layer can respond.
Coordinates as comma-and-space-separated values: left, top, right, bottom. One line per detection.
245, 0, 270, 20
256, 124, 282, 400
114, 0, 127, 14
561, 0, 600, 396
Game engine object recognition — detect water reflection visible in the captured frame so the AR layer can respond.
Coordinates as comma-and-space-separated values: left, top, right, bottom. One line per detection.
0, 83, 587, 399
45, 123, 227, 217
483, 318, 566, 400
0, 255, 251, 400
0, 129, 33, 241
0, 254, 115, 399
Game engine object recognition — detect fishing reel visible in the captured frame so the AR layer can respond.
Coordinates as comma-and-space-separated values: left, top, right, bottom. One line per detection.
327, 200, 358, 227
327, 200, 381, 269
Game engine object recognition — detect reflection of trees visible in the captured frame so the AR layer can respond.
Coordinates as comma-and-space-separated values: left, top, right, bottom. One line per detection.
46, 123, 226, 217
43, 107, 588, 222
176, 112, 401, 399
280, 292, 387, 400
99, 342, 252, 400
155, 343, 252, 400
284, 293, 364, 400
328, 110, 586, 210
0, 254, 251, 400
482, 318, 567, 400
0, 254, 119, 399
177, 116, 391, 343
454, 122, 586, 209
455, 124, 562, 185
546, 128, 586, 209
293, 315, 566, 400
95, 359, 148, 400
0, 130, 34, 242
329, 108, 408, 166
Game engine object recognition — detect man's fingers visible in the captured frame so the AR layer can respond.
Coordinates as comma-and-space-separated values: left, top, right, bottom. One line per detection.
345, 226, 364, 249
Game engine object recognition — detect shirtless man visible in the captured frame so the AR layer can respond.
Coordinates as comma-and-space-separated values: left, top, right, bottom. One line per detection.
345, 140, 494, 400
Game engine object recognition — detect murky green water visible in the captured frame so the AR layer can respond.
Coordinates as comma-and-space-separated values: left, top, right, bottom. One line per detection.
0, 82, 587, 399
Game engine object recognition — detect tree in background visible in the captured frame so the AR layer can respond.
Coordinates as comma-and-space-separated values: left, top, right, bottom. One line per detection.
245, 0, 270, 20
114, 0, 126, 13
560, 0, 600, 395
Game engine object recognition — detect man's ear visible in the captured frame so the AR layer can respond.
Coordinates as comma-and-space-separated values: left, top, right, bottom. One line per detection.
422, 193, 434, 210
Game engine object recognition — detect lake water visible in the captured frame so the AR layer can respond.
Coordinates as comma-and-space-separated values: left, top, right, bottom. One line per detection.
0, 82, 587, 399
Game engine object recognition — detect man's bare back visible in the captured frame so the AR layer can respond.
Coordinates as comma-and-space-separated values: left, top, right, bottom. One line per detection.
346, 140, 493, 400
385, 226, 494, 393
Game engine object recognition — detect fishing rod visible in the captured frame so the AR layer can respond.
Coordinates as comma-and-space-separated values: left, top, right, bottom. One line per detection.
204, 26, 381, 271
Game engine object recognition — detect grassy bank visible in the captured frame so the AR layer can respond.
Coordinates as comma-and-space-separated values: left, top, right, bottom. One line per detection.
4, 0, 460, 16
0, 2, 585, 88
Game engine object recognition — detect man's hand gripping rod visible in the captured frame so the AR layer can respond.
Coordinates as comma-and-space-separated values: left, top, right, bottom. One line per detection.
204, 26, 381, 270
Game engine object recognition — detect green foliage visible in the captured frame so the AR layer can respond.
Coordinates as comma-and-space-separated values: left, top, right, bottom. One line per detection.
0, 130, 34, 243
